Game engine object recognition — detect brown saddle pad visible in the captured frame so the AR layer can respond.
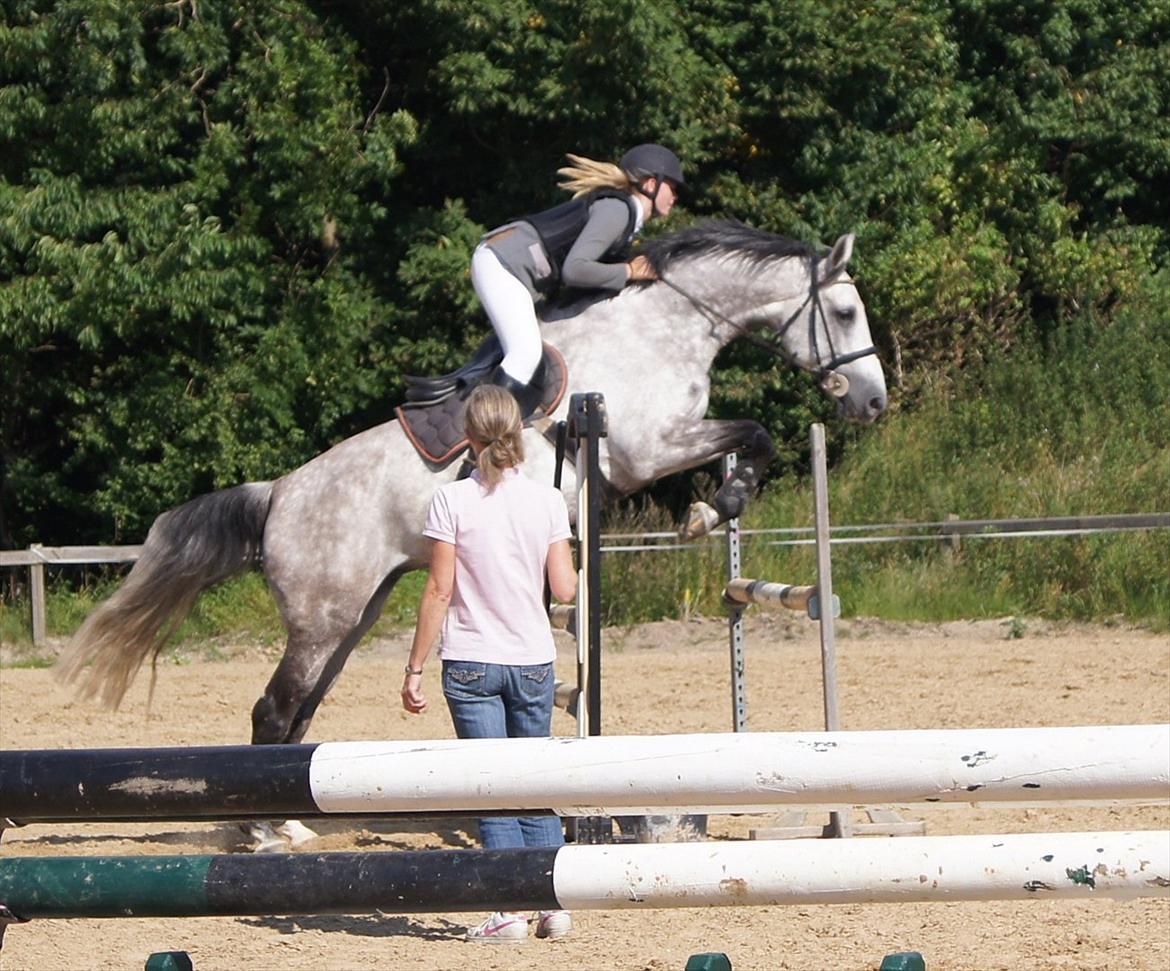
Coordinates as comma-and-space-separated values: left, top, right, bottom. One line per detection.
396, 342, 568, 467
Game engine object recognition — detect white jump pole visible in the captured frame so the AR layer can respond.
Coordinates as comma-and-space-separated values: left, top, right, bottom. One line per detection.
809, 422, 850, 836
2, 833, 1164, 922
573, 411, 591, 740
568, 392, 606, 739
553, 831, 1170, 908
307, 724, 1170, 814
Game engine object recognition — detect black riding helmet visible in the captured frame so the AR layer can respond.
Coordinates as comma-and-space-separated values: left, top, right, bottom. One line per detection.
620, 143, 685, 195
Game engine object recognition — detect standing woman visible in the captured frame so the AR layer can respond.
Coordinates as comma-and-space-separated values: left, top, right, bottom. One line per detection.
401, 384, 578, 943
472, 143, 684, 416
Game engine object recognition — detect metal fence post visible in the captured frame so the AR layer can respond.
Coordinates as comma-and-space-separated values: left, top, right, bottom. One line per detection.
723, 454, 748, 733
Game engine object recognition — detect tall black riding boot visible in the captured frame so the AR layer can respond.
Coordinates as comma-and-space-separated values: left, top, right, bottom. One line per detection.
490, 364, 544, 420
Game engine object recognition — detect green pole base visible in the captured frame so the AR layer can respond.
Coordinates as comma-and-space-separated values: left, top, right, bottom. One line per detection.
879, 952, 926, 971
145, 952, 194, 971
684, 954, 732, 971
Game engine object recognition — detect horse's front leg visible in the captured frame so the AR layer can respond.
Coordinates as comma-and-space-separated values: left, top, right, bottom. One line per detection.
661, 419, 777, 540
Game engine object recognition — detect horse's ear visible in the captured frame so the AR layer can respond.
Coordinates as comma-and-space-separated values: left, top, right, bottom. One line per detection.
821, 233, 855, 280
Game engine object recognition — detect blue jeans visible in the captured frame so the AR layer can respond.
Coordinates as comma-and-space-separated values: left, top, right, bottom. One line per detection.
442, 659, 565, 851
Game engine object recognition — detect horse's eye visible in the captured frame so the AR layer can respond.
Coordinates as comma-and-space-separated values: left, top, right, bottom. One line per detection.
836, 306, 856, 324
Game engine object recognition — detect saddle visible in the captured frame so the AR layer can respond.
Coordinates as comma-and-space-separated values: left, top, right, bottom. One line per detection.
396, 336, 568, 467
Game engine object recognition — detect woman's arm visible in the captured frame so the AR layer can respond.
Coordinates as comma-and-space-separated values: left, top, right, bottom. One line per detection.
561, 197, 637, 291
401, 539, 456, 714
546, 538, 577, 604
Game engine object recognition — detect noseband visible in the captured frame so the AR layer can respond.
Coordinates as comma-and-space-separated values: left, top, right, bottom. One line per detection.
660, 255, 879, 398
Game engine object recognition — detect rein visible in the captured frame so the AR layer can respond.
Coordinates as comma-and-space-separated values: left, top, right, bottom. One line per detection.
658, 255, 878, 396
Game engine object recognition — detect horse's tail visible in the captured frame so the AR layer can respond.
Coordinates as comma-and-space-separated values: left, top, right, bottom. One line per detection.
56, 481, 274, 709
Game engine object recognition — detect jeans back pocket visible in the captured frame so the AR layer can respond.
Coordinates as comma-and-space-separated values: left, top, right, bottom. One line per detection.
444, 661, 488, 693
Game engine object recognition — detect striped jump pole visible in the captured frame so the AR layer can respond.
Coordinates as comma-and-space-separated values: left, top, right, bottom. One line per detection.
2, 725, 1166, 823
0, 832, 1166, 921
549, 603, 576, 633
724, 578, 818, 612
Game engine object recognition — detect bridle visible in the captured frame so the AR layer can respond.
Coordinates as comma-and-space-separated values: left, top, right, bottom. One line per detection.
659, 254, 879, 398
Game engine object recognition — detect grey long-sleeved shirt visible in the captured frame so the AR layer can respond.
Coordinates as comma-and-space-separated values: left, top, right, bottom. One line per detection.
560, 196, 637, 292
484, 195, 639, 299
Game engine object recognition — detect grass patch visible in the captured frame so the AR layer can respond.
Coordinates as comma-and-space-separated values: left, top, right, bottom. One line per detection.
377, 570, 428, 632
180, 572, 284, 645
0, 564, 427, 661
1, 652, 56, 669
724, 287, 1170, 630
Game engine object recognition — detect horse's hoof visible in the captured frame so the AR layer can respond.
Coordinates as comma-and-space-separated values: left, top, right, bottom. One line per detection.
621, 814, 708, 843
277, 820, 319, 848
679, 501, 719, 540
242, 820, 291, 854
252, 836, 291, 854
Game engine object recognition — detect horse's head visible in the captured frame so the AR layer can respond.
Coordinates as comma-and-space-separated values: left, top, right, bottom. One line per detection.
781, 233, 887, 424
646, 221, 887, 424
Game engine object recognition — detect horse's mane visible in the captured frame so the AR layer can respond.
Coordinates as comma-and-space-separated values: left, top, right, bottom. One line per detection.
541, 219, 815, 319
643, 219, 815, 274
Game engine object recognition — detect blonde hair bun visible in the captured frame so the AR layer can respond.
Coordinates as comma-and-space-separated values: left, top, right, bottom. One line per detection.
464, 385, 525, 488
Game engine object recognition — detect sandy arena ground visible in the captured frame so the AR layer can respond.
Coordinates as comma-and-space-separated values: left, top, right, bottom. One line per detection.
1, 613, 1167, 971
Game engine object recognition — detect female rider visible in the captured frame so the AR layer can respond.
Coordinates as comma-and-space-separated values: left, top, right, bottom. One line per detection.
472, 143, 684, 415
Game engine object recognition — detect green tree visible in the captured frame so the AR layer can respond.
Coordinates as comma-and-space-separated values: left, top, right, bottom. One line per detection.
948, 0, 1169, 332
0, 0, 416, 542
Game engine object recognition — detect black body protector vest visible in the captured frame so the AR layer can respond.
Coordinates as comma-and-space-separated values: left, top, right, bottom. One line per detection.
521, 188, 638, 286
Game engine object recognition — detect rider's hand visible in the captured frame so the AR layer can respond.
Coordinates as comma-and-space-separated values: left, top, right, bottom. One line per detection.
627, 255, 657, 282
401, 674, 428, 714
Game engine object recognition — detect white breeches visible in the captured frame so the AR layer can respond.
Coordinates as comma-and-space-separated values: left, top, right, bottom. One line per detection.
470, 244, 542, 384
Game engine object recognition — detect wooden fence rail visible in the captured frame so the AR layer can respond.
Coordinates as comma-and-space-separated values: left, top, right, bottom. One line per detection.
3, 510, 1168, 646
0, 545, 143, 645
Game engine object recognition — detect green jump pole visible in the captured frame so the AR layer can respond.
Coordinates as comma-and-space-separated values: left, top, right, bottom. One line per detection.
0, 849, 558, 919
0, 856, 212, 918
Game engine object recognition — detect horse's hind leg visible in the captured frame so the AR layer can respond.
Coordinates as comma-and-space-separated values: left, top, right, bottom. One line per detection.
250, 631, 353, 747
239, 632, 354, 851
242, 565, 411, 851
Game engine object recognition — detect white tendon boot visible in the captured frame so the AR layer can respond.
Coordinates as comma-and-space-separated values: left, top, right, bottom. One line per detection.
277, 819, 319, 847
244, 819, 319, 853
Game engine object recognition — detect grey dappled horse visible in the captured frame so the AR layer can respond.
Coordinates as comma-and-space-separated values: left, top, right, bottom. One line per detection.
58, 220, 886, 850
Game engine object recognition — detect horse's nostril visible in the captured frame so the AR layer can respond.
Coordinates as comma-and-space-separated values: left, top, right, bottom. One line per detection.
869, 396, 886, 414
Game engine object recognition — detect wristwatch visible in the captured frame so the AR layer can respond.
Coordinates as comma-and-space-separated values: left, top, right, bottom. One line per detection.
404, 665, 424, 676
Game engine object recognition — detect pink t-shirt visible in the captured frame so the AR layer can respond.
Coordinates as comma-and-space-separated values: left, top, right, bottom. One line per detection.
423, 467, 572, 664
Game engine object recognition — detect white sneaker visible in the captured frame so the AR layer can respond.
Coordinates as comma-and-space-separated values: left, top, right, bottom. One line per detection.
466, 911, 529, 943
534, 909, 572, 940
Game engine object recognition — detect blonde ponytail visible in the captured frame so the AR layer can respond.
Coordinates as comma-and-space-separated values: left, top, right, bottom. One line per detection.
557, 153, 636, 198
464, 385, 525, 490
